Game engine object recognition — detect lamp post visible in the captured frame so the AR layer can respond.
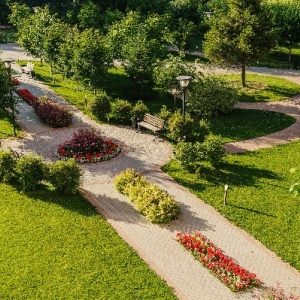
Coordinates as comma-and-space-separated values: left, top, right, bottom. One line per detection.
176, 75, 192, 125
3, 59, 16, 136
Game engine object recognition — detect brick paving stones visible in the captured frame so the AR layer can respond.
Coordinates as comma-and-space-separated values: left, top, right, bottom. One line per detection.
1, 44, 300, 300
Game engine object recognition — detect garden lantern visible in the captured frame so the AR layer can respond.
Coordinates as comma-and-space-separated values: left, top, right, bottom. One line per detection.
176, 75, 192, 125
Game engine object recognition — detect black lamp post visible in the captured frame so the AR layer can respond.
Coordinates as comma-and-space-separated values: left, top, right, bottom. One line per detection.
3, 59, 17, 136
176, 75, 192, 124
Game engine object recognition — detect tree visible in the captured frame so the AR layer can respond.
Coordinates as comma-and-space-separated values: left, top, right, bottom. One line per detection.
107, 11, 171, 98
263, 0, 300, 62
77, 0, 101, 29
43, 21, 70, 74
72, 28, 112, 91
203, 0, 275, 87
17, 6, 58, 62
0, 62, 18, 136
8, 2, 32, 29
153, 54, 200, 108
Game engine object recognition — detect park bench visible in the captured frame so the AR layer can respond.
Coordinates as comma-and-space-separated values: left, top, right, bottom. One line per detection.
21, 62, 34, 74
137, 113, 165, 134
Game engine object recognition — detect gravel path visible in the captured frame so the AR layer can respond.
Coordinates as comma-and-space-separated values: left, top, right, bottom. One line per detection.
1, 43, 300, 300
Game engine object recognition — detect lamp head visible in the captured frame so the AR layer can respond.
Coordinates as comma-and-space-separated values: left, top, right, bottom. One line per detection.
176, 75, 193, 88
3, 59, 13, 69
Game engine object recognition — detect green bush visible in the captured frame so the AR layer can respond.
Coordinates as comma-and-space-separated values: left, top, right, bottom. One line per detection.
114, 169, 180, 223
166, 110, 194, 141
49, 159, 82, 194
110, 99, 133, 124
14, 154, 46, 191
155, 105, 172, 121
202, 135, 226, 166
132, 100, 149, 119
0, 149, 16, 182
188, 76, 239, 118
114, 168, 145, 196
174, 141, 203, 171
90, 91, 112, 121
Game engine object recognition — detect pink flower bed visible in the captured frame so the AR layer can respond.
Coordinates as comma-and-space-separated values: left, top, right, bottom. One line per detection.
55, 129, 121, 163
176, 231, 261, 292
35, 100, 72, 128
17, 89, 72, 128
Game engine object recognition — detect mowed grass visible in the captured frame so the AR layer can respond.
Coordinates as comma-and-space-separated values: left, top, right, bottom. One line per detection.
0, 185, 177, 299
21, 61, 174, 116
162, 141, 300, 270
0, 108, 23, 138
219, 74, 300, 102
209, 109, 295, 143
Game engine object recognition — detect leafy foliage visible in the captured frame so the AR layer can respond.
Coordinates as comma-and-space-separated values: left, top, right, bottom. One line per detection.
203, 0, 276, 86
109, 99, 133, 124
90, 91, 112, 120
15, 154, 46, 191
188, 76, 239, 118
49, 159, 82, 194
114, 169, 180, 223
0, 150, 16, 182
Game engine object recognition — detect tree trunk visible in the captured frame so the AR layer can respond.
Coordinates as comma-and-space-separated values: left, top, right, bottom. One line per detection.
241, 64, 246, 87
288, 48, 292, 62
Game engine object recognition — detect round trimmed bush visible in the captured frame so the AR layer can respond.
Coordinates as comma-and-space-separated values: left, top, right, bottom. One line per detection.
90, 92, 112, 121
0, 150, 16, 182
132, 100, 149, 119
202, 135, 226, 166
49, 159, 82, 194
14, 154, 46, 191
110, 99, 133, 124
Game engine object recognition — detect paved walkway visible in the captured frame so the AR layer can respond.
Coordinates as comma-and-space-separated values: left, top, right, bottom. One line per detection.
1, 43, 300, 299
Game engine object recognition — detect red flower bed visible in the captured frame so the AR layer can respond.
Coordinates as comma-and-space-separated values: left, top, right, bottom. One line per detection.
12, 77, 21, 86
17, 88, 39, 106
176, 231, 261, 292
35, 100, 72, 128
56, 129, 121, 163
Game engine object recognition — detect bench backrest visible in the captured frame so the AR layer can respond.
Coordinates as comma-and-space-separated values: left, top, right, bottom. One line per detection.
144, 113, 164, 129
27, 62, 34, 71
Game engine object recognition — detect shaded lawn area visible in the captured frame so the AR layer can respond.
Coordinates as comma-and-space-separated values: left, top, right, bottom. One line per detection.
20, 61, 174, 116
219, 74, 300, 102
0, 108, 23, 138
209, 109, 296, 143
0, 184, 177, 300
162, 140, 300, 271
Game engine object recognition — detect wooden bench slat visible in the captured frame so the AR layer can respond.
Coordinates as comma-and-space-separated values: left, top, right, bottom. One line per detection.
138, 113, 165, 133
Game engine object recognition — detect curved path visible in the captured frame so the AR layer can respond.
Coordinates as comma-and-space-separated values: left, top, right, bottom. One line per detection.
1, 44, 300, 300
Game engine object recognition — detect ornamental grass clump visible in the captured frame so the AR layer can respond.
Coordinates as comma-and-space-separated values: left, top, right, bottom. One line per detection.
176, 231, 261, 292
114, 169, 180, 223
56, 129, 121, 163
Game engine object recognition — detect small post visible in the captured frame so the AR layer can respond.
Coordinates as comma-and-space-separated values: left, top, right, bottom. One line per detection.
223, 184, 229, 205
84, 94, 87, 106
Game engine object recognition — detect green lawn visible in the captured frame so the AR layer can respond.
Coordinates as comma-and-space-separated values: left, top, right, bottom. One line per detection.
209, 109, 295, 143
219, 74, 300, 102
0, 184, 177, 299
162, 140, 300, 271
0, 108, 23, 138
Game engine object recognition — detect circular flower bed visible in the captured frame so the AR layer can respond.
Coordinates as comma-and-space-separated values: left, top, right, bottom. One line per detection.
55, 129, 121, 163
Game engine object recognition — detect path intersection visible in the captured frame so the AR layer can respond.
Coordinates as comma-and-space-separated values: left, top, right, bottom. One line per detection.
1, 43, 300, 300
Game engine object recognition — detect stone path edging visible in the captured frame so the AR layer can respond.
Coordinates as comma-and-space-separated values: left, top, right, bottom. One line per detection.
1, 44, 300, 300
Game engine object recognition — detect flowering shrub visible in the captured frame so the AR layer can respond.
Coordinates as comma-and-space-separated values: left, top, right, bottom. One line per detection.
176, 231, 261, 292
256, 284, 300, 300
35, 99, 72, 128
56, 129, 121, 163
114, 168, 180, 223
17, 88, 39, 106
12, 77, 20, 86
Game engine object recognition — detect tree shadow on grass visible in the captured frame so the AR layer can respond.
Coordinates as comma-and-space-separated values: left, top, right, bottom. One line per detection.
198, 161, 281, 188
227, 203, 277, 218
23, 188, 99, 217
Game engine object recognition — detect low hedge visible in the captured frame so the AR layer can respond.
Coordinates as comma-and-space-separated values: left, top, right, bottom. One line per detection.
114, 169, 180, 223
